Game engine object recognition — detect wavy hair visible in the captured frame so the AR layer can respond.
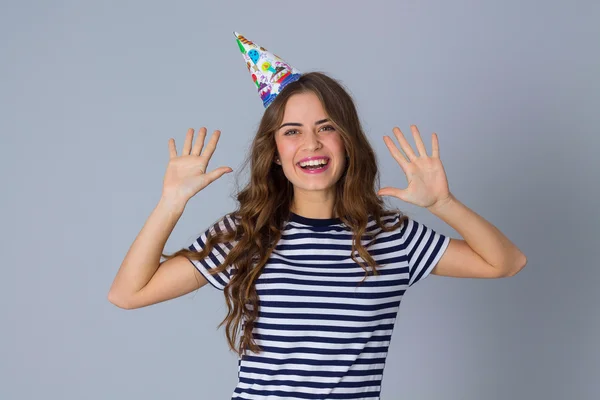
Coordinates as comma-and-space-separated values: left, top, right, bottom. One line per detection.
162, 71, 407, 356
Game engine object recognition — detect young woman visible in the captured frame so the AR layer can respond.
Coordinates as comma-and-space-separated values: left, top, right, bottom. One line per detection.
108, 34, 527, 400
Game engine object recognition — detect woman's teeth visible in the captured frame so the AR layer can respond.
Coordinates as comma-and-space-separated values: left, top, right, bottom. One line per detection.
299, 159, 329, 169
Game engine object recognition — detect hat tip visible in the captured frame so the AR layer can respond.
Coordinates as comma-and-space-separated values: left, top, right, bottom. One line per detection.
233, 31, 240, 37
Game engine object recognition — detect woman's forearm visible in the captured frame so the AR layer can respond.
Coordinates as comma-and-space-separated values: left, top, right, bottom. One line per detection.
108, 197, 186, 303
428, 193, 527, 274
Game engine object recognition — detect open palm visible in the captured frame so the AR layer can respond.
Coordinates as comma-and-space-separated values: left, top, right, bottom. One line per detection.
378, 125, 451, 209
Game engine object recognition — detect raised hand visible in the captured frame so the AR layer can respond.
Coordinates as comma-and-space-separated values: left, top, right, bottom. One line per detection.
378, 125, 451, 209
162, 127, 233, 206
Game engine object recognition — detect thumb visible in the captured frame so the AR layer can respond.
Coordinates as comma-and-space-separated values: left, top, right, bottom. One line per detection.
377, 187, 403, 198
205, 167, 233, 183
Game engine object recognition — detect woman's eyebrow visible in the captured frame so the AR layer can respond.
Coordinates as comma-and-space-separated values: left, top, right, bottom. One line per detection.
278, 118, 330, 130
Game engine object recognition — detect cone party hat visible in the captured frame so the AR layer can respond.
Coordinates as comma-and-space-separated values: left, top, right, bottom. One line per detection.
234, 31, 302, 108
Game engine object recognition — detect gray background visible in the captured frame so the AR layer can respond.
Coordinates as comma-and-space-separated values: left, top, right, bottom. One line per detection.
1, 0, 598, 399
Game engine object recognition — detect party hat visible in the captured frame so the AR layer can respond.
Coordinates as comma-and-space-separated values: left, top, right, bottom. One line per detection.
233, 31, 302, 108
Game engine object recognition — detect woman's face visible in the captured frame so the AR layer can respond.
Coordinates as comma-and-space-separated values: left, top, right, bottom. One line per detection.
274, 91, 347, 193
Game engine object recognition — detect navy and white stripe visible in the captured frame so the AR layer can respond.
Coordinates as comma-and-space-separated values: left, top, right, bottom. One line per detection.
188, 212, 450, 400
187, 214, 238, 290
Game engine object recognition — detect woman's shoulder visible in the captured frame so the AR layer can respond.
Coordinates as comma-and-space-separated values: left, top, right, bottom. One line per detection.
375, 209, 411, 226
205, 212, 241, 236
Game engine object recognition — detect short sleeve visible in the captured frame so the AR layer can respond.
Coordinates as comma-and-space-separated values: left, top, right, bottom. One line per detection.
186, 213, 239, 291
399, 216, 450, 287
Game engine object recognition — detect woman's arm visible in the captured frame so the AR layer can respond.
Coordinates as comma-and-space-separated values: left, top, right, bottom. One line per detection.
107, 197, 207, 309
429, 194, 527, 278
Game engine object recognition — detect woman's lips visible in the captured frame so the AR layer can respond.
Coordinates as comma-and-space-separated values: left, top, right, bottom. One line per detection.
297, 161, 331, 174
296, 157, 330, 165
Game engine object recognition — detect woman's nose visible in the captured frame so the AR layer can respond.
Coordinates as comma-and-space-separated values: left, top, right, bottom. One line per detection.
302, 131, 322, 151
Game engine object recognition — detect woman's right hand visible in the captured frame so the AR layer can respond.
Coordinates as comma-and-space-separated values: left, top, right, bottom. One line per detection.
161, 127, 233, 206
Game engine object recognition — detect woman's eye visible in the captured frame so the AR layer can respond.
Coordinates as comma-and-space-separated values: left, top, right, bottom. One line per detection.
284, 125, 335, 136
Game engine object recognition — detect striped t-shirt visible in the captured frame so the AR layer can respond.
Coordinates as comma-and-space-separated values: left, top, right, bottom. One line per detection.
187, 211, 450, 400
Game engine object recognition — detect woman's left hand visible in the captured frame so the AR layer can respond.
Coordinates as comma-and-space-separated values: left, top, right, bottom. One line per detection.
378, 125, 452, 210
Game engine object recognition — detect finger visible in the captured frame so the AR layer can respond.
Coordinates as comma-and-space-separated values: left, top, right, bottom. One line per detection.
383, 135, 409, 168
431, 132, 440, 158
191, 127, 207, 156
378, 186, 404, 199
204, 166, 233, 184
201, 130, 221, 161
182, 128, 194, 155
392, 127, 417, 161
411, 125, 428, 157
168, 138, 177, 159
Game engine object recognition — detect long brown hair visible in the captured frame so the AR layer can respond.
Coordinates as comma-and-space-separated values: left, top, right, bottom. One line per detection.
162, 71, 407, 356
